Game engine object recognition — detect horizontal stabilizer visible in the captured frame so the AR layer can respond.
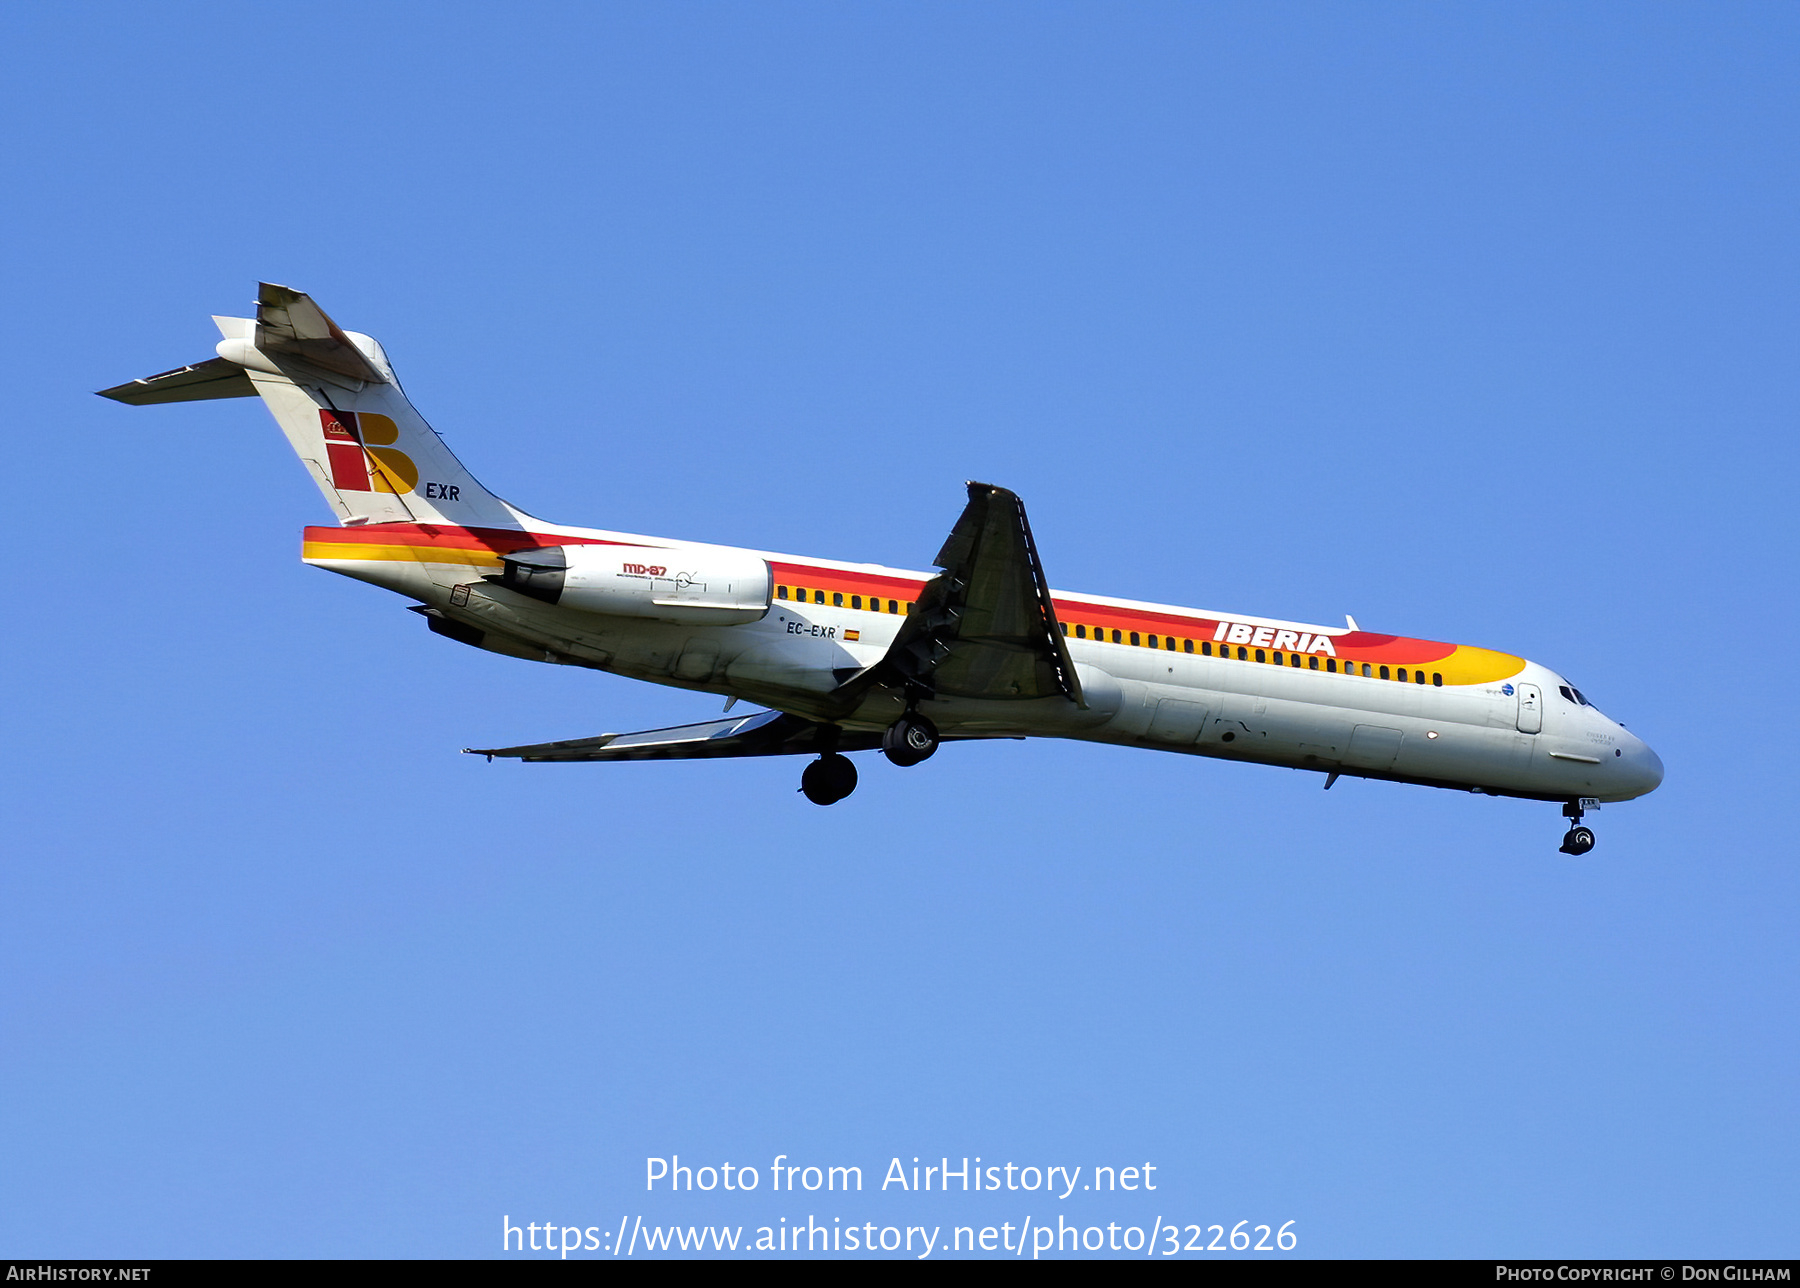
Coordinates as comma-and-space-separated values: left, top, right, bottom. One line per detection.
96, 357, 257, 405
467, 709, 882, 763
254, 282, 388, 384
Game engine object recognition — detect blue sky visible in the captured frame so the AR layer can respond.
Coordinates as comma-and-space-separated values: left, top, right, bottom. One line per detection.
2, 1, 1795, 1259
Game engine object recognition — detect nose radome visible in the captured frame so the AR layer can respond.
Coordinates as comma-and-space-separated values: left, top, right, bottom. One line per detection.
1627, 737, 1665, 797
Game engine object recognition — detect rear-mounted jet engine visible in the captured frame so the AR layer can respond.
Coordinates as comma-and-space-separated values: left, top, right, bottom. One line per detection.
494, 544, 771, 626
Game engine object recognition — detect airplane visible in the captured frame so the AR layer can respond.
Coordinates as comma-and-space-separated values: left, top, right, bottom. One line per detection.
100, 284, 1663, 854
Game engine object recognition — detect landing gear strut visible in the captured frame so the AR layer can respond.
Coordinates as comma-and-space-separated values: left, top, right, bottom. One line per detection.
882, 713, 939, 767
1559, 800, 1596, 855
800, 753, 858, 806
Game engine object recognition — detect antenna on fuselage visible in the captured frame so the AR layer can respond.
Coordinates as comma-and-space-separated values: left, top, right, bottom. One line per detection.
1345, 614, 1360, 631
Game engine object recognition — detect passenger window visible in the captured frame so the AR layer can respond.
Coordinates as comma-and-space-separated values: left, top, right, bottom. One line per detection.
1415, 671, 1426, 684
1309, 656, 1319, 670
1112, 629, 1122, 643
777, 586, 789, 600
1184, 639, 1194, 654
1075, 624, 1086, 639
1396, 668, 1407, 683
1433, 673, 1443, 686
1362, 663, 1372, 677
1292, 654, 1302, 667
889, 600, 899, 614
851, 595, 862, 610
811, 590, 823, 604
1201, 641, 1212, 656
1255, 649, 1266, 664
1059, 622, 1068, 635
1380, 666, 1390, 680
1326, 658, 1337, 673
1271, 651, 1283, 666
833, 592, 843, 607
1238, 646, 1249, 660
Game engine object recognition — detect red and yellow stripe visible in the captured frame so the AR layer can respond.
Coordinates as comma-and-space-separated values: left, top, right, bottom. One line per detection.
771, 560, 1523, 686
301, 523, 629, 570
302, 532, 1525, 687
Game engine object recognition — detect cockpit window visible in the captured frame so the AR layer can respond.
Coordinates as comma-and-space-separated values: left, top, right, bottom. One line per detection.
1559, 681, 1603, 714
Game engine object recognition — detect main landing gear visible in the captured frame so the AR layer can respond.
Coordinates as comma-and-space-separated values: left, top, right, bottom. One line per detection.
800, 753, 857, 806
1559, 800, 1596, 855
882, 712, 940, 767
798, 714, 941, 807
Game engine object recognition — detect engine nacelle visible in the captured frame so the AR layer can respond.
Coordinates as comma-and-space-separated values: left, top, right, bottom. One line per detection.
498, 544, 771, 625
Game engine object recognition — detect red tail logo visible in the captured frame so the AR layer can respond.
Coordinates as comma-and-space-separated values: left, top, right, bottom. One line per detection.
319, 410, 418, 494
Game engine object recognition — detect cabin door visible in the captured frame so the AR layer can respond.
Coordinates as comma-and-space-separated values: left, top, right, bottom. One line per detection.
1516, 683, 1542, 734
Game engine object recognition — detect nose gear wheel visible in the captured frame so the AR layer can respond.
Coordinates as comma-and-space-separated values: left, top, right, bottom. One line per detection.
1560, 825, 1596, 855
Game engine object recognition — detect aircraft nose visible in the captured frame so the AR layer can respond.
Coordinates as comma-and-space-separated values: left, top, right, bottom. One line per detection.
1622, 734, 1664, 798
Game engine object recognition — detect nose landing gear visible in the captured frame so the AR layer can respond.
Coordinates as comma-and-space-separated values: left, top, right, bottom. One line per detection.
800, 752, 858, 806
1559, 800, 1596, 855
881, 713, 940, 767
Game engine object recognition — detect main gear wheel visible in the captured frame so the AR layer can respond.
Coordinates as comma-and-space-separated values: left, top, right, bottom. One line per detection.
881, 714, 939, 767
800, 752, 858, 805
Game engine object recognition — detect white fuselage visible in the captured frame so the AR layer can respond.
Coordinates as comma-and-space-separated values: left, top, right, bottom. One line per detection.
305, 522, 1664, 805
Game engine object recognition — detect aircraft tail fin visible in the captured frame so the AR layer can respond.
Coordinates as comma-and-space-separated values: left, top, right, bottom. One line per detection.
99, 283, 524, 529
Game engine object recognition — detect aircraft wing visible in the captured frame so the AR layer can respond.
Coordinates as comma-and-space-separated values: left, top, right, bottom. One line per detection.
466, 708, 882, 762
833, 482, 1083, 708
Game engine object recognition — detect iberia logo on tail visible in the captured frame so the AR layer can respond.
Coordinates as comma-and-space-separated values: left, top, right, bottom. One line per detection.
319, 409, 418, 494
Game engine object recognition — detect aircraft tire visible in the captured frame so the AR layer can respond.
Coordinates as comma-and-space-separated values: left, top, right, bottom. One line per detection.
801, 753, 857, 805
1559, 825, 1596, 856
882, 715, 939, 767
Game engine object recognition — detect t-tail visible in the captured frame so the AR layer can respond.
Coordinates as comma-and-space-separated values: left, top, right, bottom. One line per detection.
98, 283, 524, 531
